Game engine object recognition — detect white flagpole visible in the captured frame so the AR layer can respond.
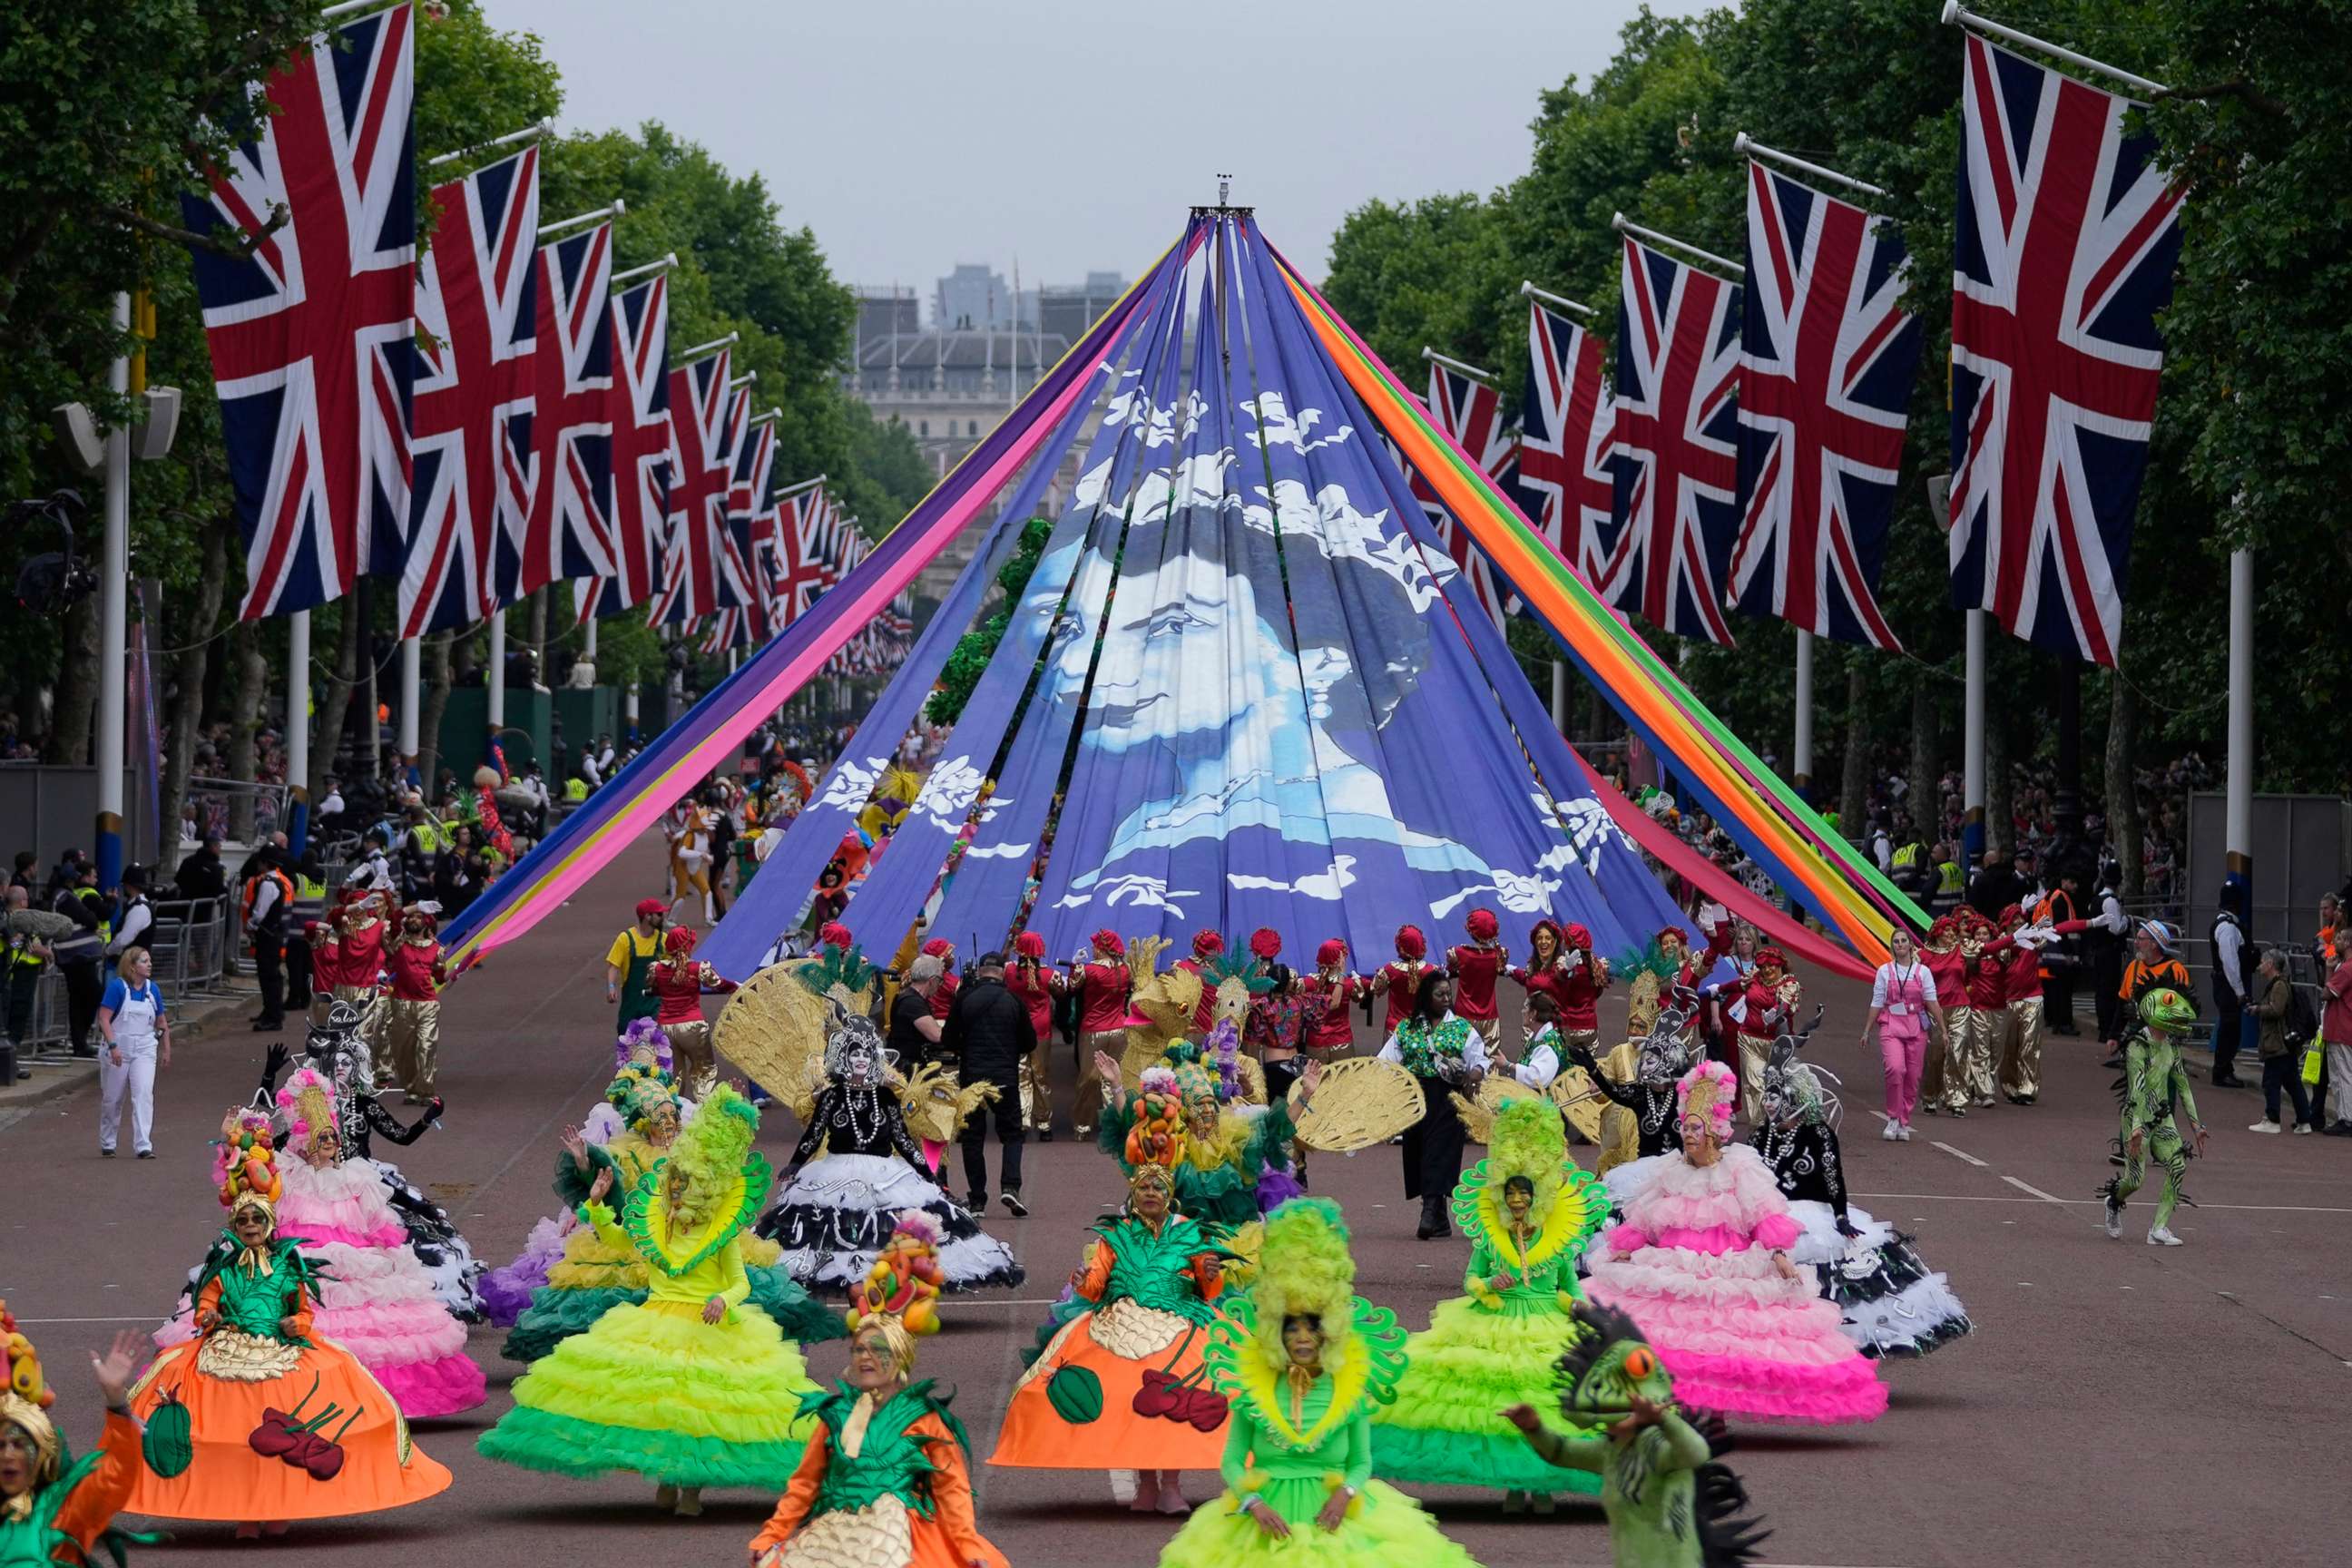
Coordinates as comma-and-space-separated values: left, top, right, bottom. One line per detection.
286, 610, 310, 848
397, 636, 420, 773
2226, 546, 2252, 886
487, 612, 507, 736
538, 200, 623, 240
1520, 280, 1595, 318
1733, 132, 1888, 200
1420, 346, 1499, 385
425, 120, 554, 172
1611, 212, 1745, 280
1793, 629, 1814, 789
1941, 3, 2169, 98
1963, 609, 1986, 864
611, 253, 680, 287
1550, 661, 1567, 731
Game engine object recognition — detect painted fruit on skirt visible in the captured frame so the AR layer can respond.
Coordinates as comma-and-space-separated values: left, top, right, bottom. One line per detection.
1047, 1365, 1102, 1425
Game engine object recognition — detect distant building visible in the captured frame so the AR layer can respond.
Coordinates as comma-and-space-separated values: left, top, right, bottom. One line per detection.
1038, 271, 1129, 342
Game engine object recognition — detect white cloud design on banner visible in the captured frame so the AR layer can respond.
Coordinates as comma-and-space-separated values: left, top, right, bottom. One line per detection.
1230, 854, 1358, 901
1052, 872, 1198, 916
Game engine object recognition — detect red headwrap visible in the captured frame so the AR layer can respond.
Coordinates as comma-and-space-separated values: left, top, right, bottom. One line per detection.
1092, 929, 1125, 959
1464, 908, 1499, 942
664, 926, 698, 956
1249, 927, 1282, 961
1395, 925, 1426, 960
818, 921, 852, 950
1316, 938, 1348, 968
634, 897, 666, 920
1191, 929, 1225, 959
1563, 923, 1593, 953
921, 937, 955, 958
1754, 945, 1788, 972
1014, 930, 1046, 960
1656, 925, 1689, 948
1998, 903, 2024, 927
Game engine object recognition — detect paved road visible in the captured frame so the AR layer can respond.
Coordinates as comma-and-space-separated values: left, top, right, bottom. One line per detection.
6, 834, 2347, 1566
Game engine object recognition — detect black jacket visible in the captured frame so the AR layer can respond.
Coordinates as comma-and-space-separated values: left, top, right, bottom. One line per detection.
939, 976, 1037, 1073
173, 849, 229, 905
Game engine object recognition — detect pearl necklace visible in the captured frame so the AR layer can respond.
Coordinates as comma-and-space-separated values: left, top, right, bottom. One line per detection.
829, 1082, 888, 1148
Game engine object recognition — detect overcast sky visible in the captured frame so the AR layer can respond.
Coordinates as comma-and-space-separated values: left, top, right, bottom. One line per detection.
482, 0, 1704, 308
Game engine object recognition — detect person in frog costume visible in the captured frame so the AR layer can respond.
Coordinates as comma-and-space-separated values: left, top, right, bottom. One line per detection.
122, 1123, 451, 1533
477, 1084, 824, 1515
749, 1314, 1006, 1568
1155, 1198, 1482, 1568
1370, 1094, 1608, 1511
989, 1151, 1231, 1514
0, 1306, 148, 1568
2098, 987, 2210, 1247
1504, 1298, 1767, 1568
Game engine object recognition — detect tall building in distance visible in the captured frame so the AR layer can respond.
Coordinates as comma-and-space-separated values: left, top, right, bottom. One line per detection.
844, 265, 1130, 600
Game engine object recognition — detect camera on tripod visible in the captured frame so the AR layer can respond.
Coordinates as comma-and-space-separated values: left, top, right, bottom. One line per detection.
10, 490, 99, 614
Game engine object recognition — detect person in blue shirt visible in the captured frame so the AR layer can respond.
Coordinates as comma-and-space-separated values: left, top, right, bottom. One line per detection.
95, 946, 171, 1158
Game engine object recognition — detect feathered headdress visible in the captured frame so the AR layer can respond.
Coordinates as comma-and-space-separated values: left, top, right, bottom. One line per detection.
606, 1064, 681, 1135
1486, 1095, 1568, 1220
1677, 1059, 1738, 1142
0, 1298, 62, 1497
276, 1066, 338, 1159
616, 1016, 675, 1074
1248, 1199, 1357, 1368
666, 1083, 760, 1200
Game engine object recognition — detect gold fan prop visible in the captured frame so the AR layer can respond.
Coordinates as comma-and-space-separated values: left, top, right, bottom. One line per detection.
1451, 1076, 1556, 1145
712, 960, 862, 1110
1289, 1058, 1425, 1152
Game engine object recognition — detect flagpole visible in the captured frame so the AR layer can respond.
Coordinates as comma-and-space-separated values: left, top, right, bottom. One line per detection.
1793, 629, 1814, 792
1551, 661, 1567, 732
1519, 280, 1594, 318
286, 610, 310, 854
2226, 546, 2252, 888
538, 201, 623, 240
487, 611, 507, 755
1611, 212, 1745, 281
1963, 609, 1986, 866
1420, 346, 1499, 385
1940, 3, 2169, 98
611, 252, 679, 287
1733, 132, 1888, 200
96, 291, 131, 889
397, 635, 420, 782
426, 119, 553, 172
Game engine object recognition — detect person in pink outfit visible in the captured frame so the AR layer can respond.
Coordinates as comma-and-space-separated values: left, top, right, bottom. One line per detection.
1581, 1059, 1887, 1426
1860, 929, 1947, 1141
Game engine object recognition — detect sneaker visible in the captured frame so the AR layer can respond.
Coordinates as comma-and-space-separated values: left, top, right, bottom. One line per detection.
2102, 1199, 2123, 1239
1974, 1094, 1996, 1109
999, 1191, 1028, 1218
100, 1147, 115, 1158
2249, 1120, 2281, 1134
2292, 1123, 2313, 1136
1881, 1120, 1901, 1142
2147, 1225, 2183, 1247
1897, 1122, 1914, 1142
1037, 1129, 1054, 1143
135, 1150, 154, 1160
965, 1193, 987, 1212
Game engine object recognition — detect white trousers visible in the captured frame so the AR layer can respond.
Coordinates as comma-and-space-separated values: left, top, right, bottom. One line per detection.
2327, 1042, 2352, 1126
99, 1038, 157, 1153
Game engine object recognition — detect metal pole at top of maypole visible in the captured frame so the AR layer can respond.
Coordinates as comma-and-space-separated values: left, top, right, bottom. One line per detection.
285, 610, 311, 854
1793, 629, 1815, 793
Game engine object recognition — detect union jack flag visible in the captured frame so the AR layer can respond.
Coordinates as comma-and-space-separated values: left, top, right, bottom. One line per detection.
646, 347, 739, 626
180, 3, 416, 621
1600, 237, 1740, 645
1516, 297, 1618, 584
721, 403, 775, 629
769, 487, 833, 624
400, 145, 540, 635
512, 220, 616, 602
1729, 162, 1922, 651
1414, 363, 1514, 629
572, 274, 671, 625
1947, 34, 2182, 667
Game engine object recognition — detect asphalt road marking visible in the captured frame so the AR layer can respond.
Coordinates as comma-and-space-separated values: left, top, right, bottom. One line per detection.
2001, 1174, 2071, 1207
1930, 1141, 1988, 1167
1851, 1191, 2352, 1213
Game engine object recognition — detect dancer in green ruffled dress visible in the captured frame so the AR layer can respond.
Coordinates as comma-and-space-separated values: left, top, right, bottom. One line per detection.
1155, 1199, 1482, 1568
478, 1086, 823, 1516
1372, 1093, 1608, 1511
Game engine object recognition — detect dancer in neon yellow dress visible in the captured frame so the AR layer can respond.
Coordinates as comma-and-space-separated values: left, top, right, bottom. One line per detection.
1155, 1199, 1482, 1568
477, 1085, 822, 1515
1371, 1093, 1608, 1510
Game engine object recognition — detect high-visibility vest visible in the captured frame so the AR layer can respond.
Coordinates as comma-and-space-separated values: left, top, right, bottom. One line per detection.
1892, 843, 1923, 872
295, 873, 327, 902
243, 869, 294, 933
564, 778, 589, 802
1936, 860, 1963, 896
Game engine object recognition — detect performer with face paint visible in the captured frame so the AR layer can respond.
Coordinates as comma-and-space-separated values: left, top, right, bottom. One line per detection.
0, 1307, 147, 1568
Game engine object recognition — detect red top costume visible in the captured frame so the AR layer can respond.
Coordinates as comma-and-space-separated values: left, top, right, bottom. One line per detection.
649, 928, 736, 1025
1007, 933, 1063, 1039
1446, 909, 1506, 1024
1377, 926, 1432, 1034
1078, 931, 1132, 1034
1173, 929, 1224, 1035
386, 930, 447, 1004
1301, 938, 1361, 1051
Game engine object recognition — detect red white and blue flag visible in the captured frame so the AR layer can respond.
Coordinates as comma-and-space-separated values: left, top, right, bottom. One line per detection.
1515, 297, 1618, 585
1415, 363, 1514, 629
720, 400, 773, 625
769, 486, 834, 624
400, 145, 540, 635
1600, 237, 1741, 646
1729, 161, 1922, 651
647, 347, 739, 627
179, 2, 416, 621
1947, 34, 2183, 666
512, 220, 616, 601
572, 274, 671, 625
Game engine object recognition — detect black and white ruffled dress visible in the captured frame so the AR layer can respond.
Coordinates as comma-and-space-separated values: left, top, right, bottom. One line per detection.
754, 1078, 1024, 1292
1754, 1121, 1971, 1358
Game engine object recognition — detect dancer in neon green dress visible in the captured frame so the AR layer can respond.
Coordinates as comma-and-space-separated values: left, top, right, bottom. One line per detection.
1372, 1093, 1608, 1510
478, 1085, 822, 1515
1155, 1198, 1482, 1568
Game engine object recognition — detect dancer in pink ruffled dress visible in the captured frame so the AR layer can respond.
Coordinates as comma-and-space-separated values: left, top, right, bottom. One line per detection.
1581, 1059, 1886, 1426
157, 1073, 487, 1419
